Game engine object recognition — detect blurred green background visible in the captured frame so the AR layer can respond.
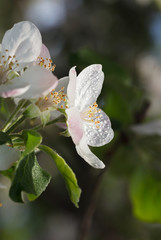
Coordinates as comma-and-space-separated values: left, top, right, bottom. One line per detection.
2, 0, 161, 239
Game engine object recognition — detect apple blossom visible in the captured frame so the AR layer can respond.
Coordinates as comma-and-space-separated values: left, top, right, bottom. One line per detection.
0, 21, 57, 99
30, 76, 69, 124
65, 64, 114, 169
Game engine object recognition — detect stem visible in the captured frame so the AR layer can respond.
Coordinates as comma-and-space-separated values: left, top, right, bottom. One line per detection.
6, 115, 26, 134
2, 99, 27, 132
32, 116, 65, 131
79, 170, 105, 240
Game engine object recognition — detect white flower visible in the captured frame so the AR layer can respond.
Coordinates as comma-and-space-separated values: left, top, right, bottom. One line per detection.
0, 145, 20, 170
0, 21, 57, 99
65, 64, 114, 169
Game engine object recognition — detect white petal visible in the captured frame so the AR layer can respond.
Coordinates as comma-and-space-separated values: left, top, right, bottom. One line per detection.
131, 120, 161, 135
56, 76, 69, 92
0, 145, 20, 170
66, 107, 84, 145
2, 21, 42, 63
76, 136, 105, 169
39, 44, 51, 59
16, 66, 58, 99
67, 67, 77, 107
75, 64, 104, 111
0, 80, 30, 98
83, 109, 114, 147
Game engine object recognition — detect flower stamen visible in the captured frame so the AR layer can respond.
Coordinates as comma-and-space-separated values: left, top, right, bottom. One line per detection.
81, 102, 101, 128
36, 88, 67, 112
37, 56, 56, 72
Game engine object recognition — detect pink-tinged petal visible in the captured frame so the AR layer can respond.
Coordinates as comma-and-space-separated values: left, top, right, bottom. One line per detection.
83, 109, 114, 147
0, 145, 20, 170
75, 64, 104, 111
16, 66, 58, 99
76, 136, 105, 169
66, 107, 84, 145
40, 44, 51, 59
2, 21, 42, 63
0, 82, 30, 98
67, 66, 77, 107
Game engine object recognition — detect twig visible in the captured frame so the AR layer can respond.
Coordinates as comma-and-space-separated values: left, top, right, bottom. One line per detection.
79, 170, 105, 240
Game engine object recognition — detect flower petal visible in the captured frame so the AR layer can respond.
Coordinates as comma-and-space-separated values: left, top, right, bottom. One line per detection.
83, 109, 114, 147
56, 76, 69, 92
76, 136, 105, 169
75, 64, 104, 111
0, 145, 20, 170
2, 21, 42, 63
0, 81, 30, 98
40, 44, 51, 59
16, 66, 58, 99
66, 107, 84, 145
67, 66, 77, 107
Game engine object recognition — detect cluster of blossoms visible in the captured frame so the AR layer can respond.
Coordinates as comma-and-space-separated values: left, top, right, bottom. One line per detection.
0, 21, 114, 205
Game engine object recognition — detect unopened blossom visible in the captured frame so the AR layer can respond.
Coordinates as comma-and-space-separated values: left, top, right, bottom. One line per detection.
65, 65, 114, 169
0, 21, 57, 99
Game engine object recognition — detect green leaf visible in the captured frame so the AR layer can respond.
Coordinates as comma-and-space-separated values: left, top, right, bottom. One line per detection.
0, 131, 12, 145
9, 152, 51, 202
22, 130, 42, 157
0, 166, 15, 179
59, 129, 70, 137
130, 169, 161, 222
0, 97, 10, 119
39, 145, 81, 207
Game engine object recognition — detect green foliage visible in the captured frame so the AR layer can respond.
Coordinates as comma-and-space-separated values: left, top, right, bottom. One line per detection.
130, 168, 161, 222
0, 131, 12, 145
21, 130, 42, 157
39, 145, 81, 207
9, 152, 51, 202
23, 104, 40, 119
0, 166, 15, 179
0, 97, 10, 119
